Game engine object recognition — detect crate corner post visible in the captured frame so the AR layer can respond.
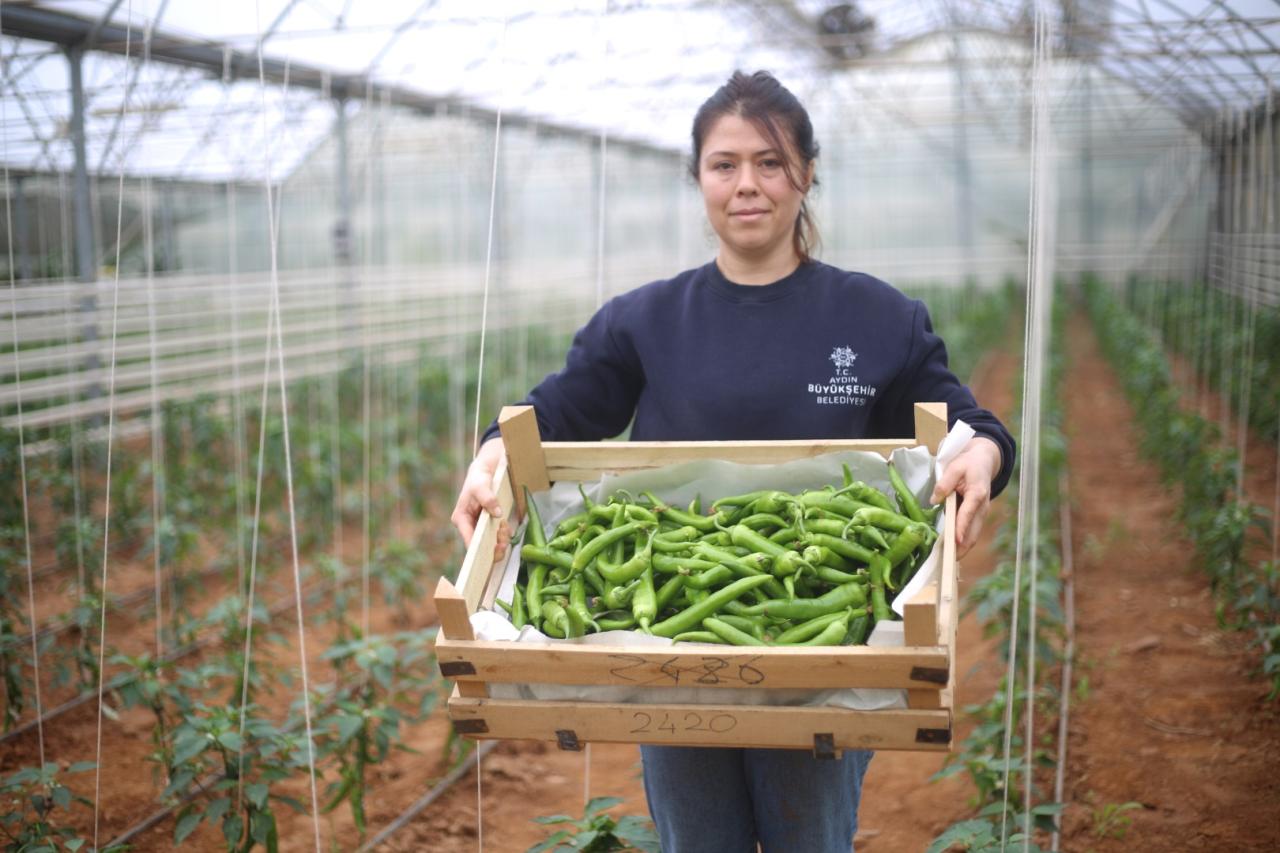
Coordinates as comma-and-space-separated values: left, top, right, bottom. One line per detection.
913, 402, 948, 454
498, 404, 550, 516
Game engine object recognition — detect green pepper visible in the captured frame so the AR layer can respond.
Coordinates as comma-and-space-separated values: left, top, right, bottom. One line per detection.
523, 487, 548, 548
525, 564, 548, 631
682, 565, 735, 590
596, 612, 637, 631
570, 575, 600, 633
633, 566, 657, 632
642, 490, 726, 532
494, 597, 513, 616
739, 581, 867, 621
690, 543, 788, 599
715, 613, 768, 640
868, 554, 893, 623
772, 610, 851, 644
844, 611, 872, 645
651, 553, 719, 575
654, 574, 687, 613
649, 575, 773, 638
791, 613, 850, 646
540, 599, 569, 638
511, 582, 528, 629
801, 532, 876, 565
671, 630, 726, 644
603, 577, 641, 610
702, 617, 769, 646
521, 544, 574, 572
599, 532, 655, 584
849, 506, 914, 533
835, 482, 895, 512
884, 522, 929, 572
572, 520, 655, 573
887, 460, 926, 524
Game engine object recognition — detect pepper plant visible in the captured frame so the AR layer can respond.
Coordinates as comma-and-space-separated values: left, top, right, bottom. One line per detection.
317, 628, 438, 840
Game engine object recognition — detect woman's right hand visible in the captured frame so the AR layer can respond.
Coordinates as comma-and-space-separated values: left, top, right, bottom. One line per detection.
450, 437, 513, 562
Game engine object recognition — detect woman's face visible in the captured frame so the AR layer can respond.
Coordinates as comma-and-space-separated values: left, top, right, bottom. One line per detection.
698, 113, 810, 264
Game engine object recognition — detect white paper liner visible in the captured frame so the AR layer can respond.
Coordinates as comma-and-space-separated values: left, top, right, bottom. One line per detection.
475, 421, 974, 712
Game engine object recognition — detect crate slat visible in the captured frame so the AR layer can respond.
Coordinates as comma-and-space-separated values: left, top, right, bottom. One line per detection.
434, 637, 949, 690
448, 691, 951, 753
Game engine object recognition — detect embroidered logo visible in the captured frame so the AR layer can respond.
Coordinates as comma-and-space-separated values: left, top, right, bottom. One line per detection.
829, 346, 858, 369
811, 345, 876, 407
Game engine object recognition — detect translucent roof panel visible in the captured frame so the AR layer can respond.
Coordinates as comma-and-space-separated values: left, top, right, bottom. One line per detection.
1, 1, 1277, 182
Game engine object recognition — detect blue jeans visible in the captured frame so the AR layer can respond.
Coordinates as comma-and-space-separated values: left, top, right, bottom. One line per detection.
640, 745, 874, 853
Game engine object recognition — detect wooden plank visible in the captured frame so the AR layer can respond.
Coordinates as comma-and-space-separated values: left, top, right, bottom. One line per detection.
432, 580, 487, 698
543, 439, 919, 479
454, 457, 512, 613
498, 405, 550, 518
913, 402, 949, 455
433, 637, 949, 691
448, 695, 951, 752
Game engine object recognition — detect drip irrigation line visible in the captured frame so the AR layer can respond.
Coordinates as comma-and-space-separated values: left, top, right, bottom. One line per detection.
355, 741, 498, 853
1050, 474, 1076, 853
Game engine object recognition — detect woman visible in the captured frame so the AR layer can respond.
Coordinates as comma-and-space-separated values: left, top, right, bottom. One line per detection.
452, 70, 1014, 853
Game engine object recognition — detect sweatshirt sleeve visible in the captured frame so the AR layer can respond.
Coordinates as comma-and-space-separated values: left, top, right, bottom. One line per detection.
480, 297, 643, 446
871, 300, 1016, 498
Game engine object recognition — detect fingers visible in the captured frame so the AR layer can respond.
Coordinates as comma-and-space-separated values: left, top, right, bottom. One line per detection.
953, 484, 991, 558
930, 464, 962, 506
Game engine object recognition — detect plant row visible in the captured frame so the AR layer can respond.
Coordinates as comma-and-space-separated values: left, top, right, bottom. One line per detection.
1125, 276, 1280, 447
1087, 277, 1279, 698
925, 287, 1068, 853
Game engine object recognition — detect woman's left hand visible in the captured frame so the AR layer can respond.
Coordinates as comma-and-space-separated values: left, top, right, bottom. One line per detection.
930, 436, 1003, 559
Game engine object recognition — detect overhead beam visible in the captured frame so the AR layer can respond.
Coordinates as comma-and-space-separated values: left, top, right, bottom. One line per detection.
0, 4, 676, 159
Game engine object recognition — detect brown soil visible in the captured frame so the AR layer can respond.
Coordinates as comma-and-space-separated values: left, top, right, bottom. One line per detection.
1055, 311, 1280, 851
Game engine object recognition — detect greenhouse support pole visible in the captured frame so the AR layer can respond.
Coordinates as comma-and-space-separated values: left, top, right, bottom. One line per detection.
334, 94, 356, 342
950, 32, 976, 284
68, 43, 102, 401
68, 45, 96, 284
12, 175, 33, 281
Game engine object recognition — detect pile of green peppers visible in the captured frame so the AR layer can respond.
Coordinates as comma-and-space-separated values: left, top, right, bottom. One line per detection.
493, 461, 939, 647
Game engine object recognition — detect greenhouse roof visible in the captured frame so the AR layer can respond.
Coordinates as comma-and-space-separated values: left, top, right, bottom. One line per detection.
1, 0, 1277, 183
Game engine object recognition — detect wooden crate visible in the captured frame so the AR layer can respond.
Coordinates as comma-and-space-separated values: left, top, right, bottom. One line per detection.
433, 402, 960, 757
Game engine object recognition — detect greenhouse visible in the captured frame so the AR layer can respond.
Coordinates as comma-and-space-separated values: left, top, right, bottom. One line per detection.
0, 1, 1276, 850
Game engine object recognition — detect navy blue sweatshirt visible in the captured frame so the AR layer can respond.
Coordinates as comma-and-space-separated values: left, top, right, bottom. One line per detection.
484, 260, 1015, 497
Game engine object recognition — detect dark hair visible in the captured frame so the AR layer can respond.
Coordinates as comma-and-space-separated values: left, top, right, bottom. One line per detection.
689, 70, 821, 263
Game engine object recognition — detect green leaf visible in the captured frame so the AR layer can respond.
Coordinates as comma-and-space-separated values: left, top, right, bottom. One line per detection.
175, 811, 202, 845
66, 761, 97, 775
336, 714, 364, 745
246, 782, 269, 810
172, 733, 208, 766
206, 797, 232, 823
222, 813, 244, 845
250, 810, 276, 844
65, 840, 86, 851
218, 731, 244, 752
533, 814, 576, 825
584, 796, 623, 816
526, 830, 571, 853
48, 785, 71, 810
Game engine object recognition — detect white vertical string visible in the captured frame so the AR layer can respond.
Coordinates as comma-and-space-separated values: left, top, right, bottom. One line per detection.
138, 0, 162, 662
253, 4, 322, 849
470, 14, 510, 852
584, 0, 611, 807
94, 7, 133, 848
469, 12, 508, 458
1001, 1, 1053, 848
1, 0, 48, 775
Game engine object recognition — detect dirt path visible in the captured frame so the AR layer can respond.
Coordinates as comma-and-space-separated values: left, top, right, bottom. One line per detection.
1057, 311, 1280, 851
